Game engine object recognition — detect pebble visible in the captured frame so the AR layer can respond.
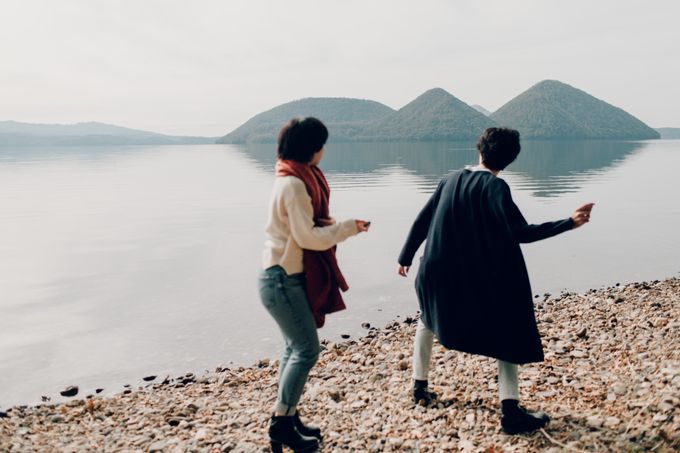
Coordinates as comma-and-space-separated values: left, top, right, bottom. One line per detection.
59, 386, 78, 397
148, 440, 166, 452
604, 416, 621, 428
586, 416, 604, 428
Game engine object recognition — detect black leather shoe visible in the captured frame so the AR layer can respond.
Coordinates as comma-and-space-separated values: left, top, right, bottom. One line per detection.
269, 415, 319, 452
413, 379, 437, 406
500, 399, 550, 434
294, 411, 322, 441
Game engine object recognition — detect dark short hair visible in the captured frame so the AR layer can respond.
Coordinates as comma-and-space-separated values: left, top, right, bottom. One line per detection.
277, 117, 328, 163
476, 127, 521, 171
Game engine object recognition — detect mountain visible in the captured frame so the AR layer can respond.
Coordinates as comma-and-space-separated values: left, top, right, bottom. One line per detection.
359, 88, 497, 141
471, 104, 491, 116
656, 128, 680, 139
216, 98, 395, 143
0, 121, 216, 146
490, 80, 660, 140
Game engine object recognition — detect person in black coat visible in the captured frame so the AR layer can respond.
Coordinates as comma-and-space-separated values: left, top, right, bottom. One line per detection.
397, 127, 594, 434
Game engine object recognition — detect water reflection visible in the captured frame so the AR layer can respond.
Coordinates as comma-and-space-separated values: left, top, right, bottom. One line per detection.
238, 140, 644, 197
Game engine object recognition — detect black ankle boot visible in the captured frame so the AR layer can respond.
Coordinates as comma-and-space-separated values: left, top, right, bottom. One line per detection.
413, 379, 437, 406
294, 411, 322, 441
500, 399, 550, 434
269, 415, 319, 453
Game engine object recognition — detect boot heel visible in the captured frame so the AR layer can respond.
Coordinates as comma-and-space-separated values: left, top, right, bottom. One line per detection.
270, 440, 283, 453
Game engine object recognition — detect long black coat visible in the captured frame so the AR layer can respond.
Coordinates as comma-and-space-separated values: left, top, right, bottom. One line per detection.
398, 169, 573, 364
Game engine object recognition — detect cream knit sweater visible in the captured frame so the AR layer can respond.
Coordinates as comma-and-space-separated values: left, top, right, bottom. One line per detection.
262, 175, 359, 275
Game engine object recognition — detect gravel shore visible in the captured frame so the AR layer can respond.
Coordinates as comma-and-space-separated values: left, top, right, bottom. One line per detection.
1, 278, 679, 452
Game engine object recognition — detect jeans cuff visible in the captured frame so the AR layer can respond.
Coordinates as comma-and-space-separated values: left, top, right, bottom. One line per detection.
274, 402, 296, 416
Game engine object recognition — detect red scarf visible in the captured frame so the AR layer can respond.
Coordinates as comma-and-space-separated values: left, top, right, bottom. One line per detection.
276, 159, 348, 328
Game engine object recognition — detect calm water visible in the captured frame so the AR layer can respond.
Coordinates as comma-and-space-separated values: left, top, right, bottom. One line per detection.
1, 140, 679, 407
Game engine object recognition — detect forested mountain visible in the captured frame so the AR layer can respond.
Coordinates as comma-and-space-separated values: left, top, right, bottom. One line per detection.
359, 88, 497, 141
490, 80, 660, 139
0, 121, 215, 145
216, 98, 395, 143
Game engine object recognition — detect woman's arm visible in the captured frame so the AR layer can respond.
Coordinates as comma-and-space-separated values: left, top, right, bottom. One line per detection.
284, 179, 359, 251
493, 179, 574, 244
398, 179, 445, 266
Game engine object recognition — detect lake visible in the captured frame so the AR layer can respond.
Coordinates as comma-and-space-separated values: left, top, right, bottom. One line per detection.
1, 139, 679, 408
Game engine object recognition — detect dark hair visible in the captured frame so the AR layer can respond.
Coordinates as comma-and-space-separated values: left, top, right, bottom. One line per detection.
277, 117, 329, 163
476, 127, 521, 171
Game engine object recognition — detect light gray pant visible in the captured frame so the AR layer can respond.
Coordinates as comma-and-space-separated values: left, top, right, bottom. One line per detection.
412, 319, 519, 401
259, 266, 321, 416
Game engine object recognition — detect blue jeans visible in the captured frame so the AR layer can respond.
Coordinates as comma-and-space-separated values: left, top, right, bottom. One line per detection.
259, 265, 320, 415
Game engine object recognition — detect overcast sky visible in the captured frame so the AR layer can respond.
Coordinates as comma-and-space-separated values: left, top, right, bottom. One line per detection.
1, 0, 678, 136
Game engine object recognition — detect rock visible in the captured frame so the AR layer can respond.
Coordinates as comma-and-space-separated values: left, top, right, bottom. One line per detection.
186, 403, 200, 414
327, 388, 342, 402
50, 415, 65, 423
465, 412, 475, 425
149, 440, 167, 452
41, 396, 50, 402
576, 327, 587, 338
604, 416, 621, 428
361, 322, 371, 329
612, 383, 627, 395
167, 418, 181, 427
257, 358, 270, 368
652, 413, 668, 423
587, 416, 604, 428
340, 334, 350, 339
59, 386, 78, 397
95, 388, 104, 393
397, 360, 409, 371
143, 375, 157, 382
0, 411, 8, 418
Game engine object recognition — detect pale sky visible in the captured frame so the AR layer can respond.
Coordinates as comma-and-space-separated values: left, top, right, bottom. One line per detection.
1, 0, 678, 136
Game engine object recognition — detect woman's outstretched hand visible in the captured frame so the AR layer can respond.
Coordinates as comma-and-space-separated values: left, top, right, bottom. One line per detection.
398, 265, 409, 277
571, 203, 595, 228
355, 220, 371, 233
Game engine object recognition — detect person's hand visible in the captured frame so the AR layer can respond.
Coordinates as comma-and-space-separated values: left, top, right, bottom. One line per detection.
571, 203, 595, 229
355, 220, 371, 233
317, 217, 336, 226
398, 265, 409, 277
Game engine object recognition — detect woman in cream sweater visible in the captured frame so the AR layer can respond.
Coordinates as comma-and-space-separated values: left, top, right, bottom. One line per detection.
259, 117, 369, 452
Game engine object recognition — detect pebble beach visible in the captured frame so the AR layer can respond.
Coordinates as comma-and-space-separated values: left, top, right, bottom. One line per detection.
1, 278, 678, 452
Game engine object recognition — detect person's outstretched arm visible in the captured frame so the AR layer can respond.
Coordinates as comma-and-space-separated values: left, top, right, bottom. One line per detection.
492, 179, 593, 243
398, 179, 445, 273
